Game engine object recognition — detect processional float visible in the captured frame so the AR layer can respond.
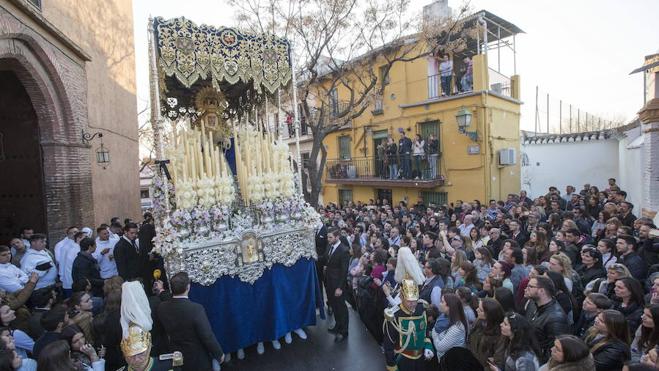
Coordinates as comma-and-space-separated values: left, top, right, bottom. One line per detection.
147, 17, 323, 352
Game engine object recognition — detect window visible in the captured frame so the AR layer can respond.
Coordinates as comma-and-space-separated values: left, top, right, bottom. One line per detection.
140, 189, 150, 199
419, 121, 440, 150
379, 65, 390, 86
329, 88, 339, 116
338, 136, 351, 160
421, 191, 448, 207
338, 189, 353, 206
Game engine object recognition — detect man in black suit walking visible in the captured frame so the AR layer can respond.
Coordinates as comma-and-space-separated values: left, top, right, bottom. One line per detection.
325, 228, 350, 342
157, 272, 224, 371
315, 222, 328, 305
113, 223, 146, 281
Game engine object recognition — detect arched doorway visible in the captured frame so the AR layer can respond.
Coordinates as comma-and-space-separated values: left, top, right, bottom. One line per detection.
0, 71, 47, 244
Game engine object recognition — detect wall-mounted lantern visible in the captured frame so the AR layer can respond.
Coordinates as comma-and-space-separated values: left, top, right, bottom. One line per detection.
82, 130, 110, 168
456, 107, 478, 142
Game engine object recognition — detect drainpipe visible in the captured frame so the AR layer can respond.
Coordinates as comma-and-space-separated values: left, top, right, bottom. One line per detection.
478, 15, 488, 56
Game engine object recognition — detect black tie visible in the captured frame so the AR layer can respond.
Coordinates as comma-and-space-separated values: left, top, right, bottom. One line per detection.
131, 239, 139, 254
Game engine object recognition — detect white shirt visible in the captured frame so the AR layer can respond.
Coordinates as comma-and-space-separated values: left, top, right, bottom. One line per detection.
20, 248, 57, 289
0, 262, 28, 293
54, 237, 72, 266
122, 236, 140, 251
93, 237, 119, 279
439, 60, 453, 77
59, 243, 80, 289
329, 241, 340, 257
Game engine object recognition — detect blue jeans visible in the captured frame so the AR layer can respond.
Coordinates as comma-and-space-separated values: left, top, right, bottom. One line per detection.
428, 154, 438, 178
441, 75, 451, 95
414, 155, 424, 178
461, 74, 473, 92
389, 163, 398, 179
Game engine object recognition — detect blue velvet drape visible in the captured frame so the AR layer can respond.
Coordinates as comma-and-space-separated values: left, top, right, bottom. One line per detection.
189, 258, 323, 353
223, 138, 236, 176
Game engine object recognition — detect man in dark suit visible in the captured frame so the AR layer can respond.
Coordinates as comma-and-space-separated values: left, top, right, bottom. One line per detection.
509, 219, 528, 249
315, 223, 328, 305
325, 228, 350, 342
138, 212, 163, 291
113, 222, 145, 281
157, 272, 224, 371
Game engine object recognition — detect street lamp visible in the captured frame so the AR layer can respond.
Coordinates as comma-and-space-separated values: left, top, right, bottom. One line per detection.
456, 107, 478, 141
96, 142, 110, 168
82, 130, 110, 168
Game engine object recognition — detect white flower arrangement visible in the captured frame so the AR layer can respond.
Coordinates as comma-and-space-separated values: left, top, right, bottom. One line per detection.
176, 180, 197, 210
196, 177, 216, 207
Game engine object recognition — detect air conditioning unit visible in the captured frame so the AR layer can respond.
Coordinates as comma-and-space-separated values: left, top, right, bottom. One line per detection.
499, 148, 517, 165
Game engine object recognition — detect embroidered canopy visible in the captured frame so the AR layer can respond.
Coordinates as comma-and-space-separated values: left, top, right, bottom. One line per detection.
153, 17, 292, 119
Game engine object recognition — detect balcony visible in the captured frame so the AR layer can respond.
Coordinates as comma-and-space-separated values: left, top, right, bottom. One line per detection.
326, 156, 445, 188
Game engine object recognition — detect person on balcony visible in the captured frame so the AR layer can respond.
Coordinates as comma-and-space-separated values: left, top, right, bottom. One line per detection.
461, 56, 474, 92
439, 55, 453, 96
386, 136, 398, 180
398, 129, 413, 179
413, 134, 426, 180
427, 134, 439, 179
377, 141, 387, 179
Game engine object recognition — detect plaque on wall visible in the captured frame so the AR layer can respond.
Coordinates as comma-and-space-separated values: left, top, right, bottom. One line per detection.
468, 144, 480, 155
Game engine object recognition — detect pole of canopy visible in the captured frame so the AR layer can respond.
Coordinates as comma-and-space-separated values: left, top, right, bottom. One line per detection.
290, 44, 303, 192
148, 17, 169, 213
148, 17, 174, 282
277, 88, 283, 140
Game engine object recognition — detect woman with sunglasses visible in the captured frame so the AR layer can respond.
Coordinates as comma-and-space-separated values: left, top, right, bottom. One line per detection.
585, 264, 631, 297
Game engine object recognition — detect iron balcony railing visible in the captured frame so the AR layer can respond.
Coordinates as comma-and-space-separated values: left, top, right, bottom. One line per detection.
326, 156, 442, 181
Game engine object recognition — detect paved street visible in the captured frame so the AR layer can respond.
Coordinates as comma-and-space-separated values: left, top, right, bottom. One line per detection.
222, 309, 384, 371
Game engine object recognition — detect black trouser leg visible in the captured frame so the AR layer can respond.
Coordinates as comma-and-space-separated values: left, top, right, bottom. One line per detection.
329, 291, 349, 335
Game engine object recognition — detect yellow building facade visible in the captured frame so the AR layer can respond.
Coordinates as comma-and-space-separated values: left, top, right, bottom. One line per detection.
321, 12, 522, 207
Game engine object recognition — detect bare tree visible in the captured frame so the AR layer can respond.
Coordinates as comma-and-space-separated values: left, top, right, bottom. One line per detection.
137, 104, 156, 172
229, 0, 472, 206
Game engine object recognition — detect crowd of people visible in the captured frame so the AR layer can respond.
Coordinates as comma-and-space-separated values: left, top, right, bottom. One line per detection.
1, 176, 659, 371
375, 129, 440, 181
0, 214, 226, 371
315, 178, 659, 371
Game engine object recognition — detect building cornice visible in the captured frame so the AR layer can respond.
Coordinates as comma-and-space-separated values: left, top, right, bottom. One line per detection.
638, 98, 659, 126
399, 90, 522, 109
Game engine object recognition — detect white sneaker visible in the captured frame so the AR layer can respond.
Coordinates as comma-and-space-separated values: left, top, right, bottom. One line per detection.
257, 342, 265, 355
293, 328, 308, 340
272, 340, 281, 350
224, 353, 232, 362
237, 348, 245, 360
284, 332, 292, 344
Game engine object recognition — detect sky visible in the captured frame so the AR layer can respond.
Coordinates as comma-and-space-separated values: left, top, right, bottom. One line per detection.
132, 0, 659, 134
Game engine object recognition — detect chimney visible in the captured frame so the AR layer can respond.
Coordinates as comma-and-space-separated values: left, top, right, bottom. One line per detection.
423, 0, 452, 26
